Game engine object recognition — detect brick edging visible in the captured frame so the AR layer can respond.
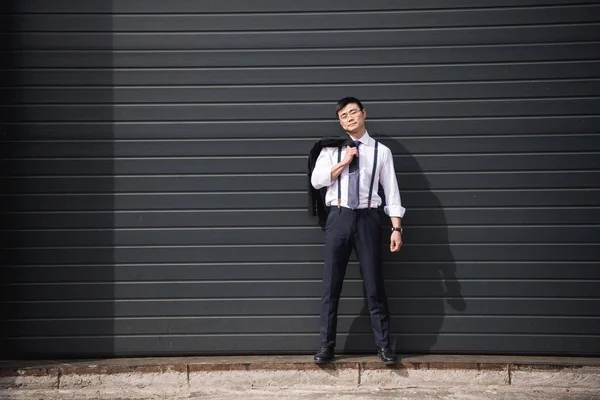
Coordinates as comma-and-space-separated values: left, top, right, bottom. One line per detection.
1, 357, 597, 378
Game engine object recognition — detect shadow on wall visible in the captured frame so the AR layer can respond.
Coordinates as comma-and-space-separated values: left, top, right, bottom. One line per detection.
1, 2, 116, 360
343, 134, 466, 355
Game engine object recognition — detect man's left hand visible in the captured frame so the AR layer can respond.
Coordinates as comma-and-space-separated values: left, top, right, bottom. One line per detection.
390, 232, 402, 252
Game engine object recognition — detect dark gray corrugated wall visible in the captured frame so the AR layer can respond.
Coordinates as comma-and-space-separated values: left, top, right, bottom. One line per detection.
1, 0, 599, 358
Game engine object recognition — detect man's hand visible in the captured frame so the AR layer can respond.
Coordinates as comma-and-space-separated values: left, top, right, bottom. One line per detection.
390, 231, 402, 252
331, 146, 359, 181
342, 145, 358, 166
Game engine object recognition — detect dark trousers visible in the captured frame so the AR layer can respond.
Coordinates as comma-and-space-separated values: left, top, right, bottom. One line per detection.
320, 206, 391, 348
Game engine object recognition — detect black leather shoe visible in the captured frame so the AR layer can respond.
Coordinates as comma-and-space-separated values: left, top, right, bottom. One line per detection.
377, 347, 398, 365
313, 346, 335, 364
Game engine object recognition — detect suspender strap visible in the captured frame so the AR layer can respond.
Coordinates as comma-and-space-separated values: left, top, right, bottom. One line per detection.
367, 141, 379, 208
337, 147, 342, 208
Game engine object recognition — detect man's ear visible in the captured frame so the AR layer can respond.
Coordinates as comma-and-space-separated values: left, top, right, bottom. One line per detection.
362, 108, 367, 119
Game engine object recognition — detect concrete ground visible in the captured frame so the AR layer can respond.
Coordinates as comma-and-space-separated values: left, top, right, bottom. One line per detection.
1, 386, 599, 400
1, 355, 599, 399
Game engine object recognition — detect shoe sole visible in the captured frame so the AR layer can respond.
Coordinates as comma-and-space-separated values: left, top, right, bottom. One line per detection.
314, 358, 333, 364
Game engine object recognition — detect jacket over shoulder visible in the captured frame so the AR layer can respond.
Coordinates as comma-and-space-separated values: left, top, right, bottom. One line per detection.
307, 136, 354, 228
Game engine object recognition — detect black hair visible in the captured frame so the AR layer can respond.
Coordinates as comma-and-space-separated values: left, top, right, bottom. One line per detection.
335, 97, 364, 117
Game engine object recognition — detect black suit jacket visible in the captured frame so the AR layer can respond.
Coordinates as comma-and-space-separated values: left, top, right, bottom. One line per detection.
307, 136, 355, 229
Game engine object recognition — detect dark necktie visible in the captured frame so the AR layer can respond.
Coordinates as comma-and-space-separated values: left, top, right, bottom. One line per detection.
347, 141, 360, 209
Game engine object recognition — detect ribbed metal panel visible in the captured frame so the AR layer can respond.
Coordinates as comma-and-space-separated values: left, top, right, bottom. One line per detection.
1, 0, 599, 358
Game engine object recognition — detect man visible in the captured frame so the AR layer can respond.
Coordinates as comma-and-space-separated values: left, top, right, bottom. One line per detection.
310, 97, 405, 364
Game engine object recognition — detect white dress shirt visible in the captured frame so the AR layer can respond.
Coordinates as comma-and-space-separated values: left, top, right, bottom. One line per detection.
310, 131, 406, 218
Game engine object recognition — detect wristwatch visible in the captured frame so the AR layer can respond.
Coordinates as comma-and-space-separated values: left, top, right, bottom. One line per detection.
391, 227, 403, 234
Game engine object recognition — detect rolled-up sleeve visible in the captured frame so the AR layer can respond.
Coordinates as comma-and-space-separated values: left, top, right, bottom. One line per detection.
311, 148, 334, 189
380, 148, 406, 218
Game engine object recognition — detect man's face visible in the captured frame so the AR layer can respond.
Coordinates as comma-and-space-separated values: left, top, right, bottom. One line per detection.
337, 103, 366, 134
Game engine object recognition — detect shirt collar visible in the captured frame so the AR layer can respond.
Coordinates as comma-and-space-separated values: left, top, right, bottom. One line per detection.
354, 131, 374, 147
